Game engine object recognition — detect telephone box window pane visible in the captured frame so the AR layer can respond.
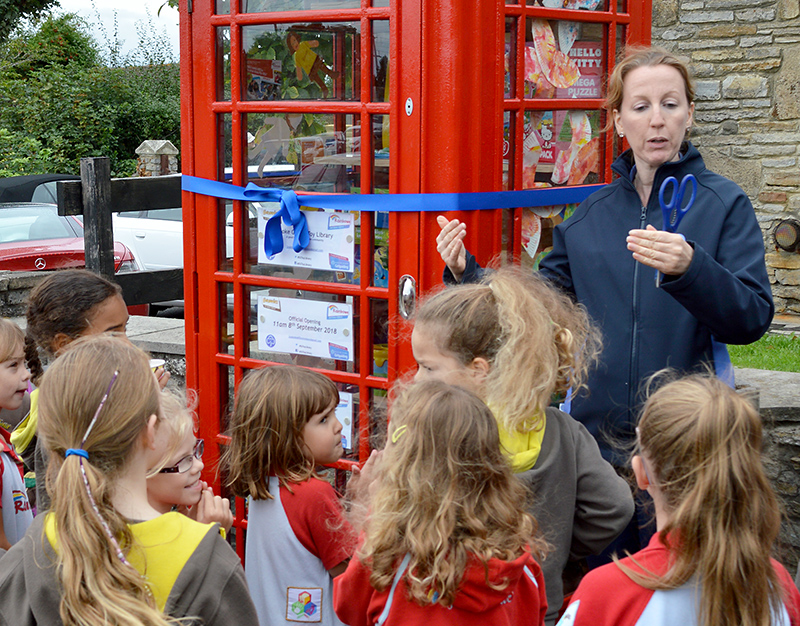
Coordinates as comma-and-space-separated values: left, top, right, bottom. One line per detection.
243, 200, 358, 283
525, 0, 607, 7
502, 111, 514, 190
218, 113, 233, 183
504, 17, 516, 99
519, 205, 576, 271
242, 23, 358, 101
243, 0, 360, 11
220, 282, 235, 354
370, 299, 389, 377
217, 27, 231, 101
521, 109, 601, 187
247, 288, 359, 374
370, 211, 389, 288
244, 112, 364, 194
371, 115, 389, 193
523, 19, 604, 100
372, 21, 390, 102
219, 199, 258, 272
216, 0, 230, 13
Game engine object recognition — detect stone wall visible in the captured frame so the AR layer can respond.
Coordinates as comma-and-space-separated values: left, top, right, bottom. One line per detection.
652, 0, 800, 313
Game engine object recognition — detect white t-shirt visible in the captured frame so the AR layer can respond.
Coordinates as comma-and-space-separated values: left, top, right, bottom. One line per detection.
1, 444, 33, 546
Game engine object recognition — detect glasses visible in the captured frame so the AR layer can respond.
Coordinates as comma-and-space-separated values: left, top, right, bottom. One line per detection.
159, 439, 204, 474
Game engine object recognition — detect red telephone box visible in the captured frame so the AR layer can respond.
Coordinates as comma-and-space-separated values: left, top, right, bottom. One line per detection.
180, 0, 651, 555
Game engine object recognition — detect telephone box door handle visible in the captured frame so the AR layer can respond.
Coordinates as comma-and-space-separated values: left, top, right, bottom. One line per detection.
398, 275, 417, 320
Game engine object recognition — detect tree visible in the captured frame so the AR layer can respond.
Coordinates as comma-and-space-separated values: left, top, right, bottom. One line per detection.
0, 13, 180, 177
0, 0, 59, 43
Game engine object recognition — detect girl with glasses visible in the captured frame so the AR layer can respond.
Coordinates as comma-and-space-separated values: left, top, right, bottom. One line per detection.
0, 334, 257, 626
147, 388, 232, 534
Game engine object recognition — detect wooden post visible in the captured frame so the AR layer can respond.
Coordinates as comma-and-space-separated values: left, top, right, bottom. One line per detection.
80, 157, 115, 279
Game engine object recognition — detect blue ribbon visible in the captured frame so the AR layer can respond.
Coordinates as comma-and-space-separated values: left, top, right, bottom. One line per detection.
65, 448, 89, 460
182, 175, 603, 257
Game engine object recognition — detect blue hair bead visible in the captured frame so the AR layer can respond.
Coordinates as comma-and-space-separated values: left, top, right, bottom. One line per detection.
65, 448, 89, 460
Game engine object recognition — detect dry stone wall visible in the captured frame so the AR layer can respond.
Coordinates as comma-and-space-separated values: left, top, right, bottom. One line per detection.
652, 0, 800, 313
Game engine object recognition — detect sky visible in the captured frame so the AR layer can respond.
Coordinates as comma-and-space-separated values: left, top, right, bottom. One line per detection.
55, 0, 181, 60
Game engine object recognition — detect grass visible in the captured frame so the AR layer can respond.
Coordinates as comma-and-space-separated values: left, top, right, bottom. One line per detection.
728, 333, 800, 372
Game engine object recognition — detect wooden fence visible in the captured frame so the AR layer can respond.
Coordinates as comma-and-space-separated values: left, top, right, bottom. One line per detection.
56, 156, 183, 306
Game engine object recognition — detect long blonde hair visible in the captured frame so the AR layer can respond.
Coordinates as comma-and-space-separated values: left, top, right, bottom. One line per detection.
360, 380, 546, 606
38, 334, 173, 626
414, 266, 601, 432
222, 365, 339, 500
624, 373, 784, 626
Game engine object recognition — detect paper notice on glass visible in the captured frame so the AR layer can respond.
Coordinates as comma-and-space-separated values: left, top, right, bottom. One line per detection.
257, 295, 354, 361
256, 206, 356, 272
336, 391, 353, 450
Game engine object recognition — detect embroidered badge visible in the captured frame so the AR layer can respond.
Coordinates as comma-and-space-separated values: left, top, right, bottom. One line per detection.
286, 587, 323, 622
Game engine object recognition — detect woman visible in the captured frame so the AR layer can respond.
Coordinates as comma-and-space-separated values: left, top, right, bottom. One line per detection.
437, 47, 773, 549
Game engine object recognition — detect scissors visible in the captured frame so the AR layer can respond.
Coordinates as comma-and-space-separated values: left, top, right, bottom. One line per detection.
659, 174, 696, 232
655, 174, 697, 286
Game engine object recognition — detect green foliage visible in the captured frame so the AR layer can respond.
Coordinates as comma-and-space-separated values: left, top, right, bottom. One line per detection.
0, 127, 70, 176
2, 14, 100, 75
0, 0, 59, 43
0, 12, 180, 177
728, 334, 800, 373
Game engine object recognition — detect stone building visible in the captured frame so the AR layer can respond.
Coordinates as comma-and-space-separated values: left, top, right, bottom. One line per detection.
652, 0, 800, 313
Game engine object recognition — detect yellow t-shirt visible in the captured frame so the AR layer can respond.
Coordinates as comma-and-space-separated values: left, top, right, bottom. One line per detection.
494, 410, 547, 473
45, 511, 215, 611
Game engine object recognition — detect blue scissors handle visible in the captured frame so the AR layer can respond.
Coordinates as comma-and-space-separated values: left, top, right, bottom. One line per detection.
659, 174, 697, 232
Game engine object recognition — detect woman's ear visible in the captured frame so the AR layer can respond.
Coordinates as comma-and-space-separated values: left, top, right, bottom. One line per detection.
632, 455, 650, 490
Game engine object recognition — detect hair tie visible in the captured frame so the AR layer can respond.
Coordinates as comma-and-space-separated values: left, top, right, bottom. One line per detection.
65, 448, 89, 459
391, 424, 408, 443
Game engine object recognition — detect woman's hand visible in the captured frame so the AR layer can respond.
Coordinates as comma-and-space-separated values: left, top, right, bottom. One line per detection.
436, 215, 467, 282
626, 225, 694, 276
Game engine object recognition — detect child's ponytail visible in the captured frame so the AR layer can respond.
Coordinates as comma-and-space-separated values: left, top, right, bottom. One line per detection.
631, 374, 784, 626
485, 267, 600, 432
38, 335, 174, 626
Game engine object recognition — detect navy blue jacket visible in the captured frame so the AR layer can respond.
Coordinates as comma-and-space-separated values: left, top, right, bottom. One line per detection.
454, 143, 773, 463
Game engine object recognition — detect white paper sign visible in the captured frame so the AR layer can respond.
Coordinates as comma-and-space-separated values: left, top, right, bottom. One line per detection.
336, 391, 353, 451
257, 295, 353, 361
257, 205, 356, 272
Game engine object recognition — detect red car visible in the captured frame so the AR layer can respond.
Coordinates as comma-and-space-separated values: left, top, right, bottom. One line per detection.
0, 202, 140, 273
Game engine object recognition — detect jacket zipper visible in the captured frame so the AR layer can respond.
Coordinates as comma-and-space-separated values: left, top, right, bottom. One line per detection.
629, 203, 648, 410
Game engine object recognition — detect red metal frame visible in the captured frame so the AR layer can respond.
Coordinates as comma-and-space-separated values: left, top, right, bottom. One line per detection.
181, 0, 651, 561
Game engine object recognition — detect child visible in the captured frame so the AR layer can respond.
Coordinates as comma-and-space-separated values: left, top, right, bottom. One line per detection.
12, 268, 170, 508
0, 335, 257, 626
558, 373, 800, 626
411, 266, 633, 625
147, 389, 233, 534
222, 365, 352, 626
333, 380, 548, 626
0, 319, 33, 551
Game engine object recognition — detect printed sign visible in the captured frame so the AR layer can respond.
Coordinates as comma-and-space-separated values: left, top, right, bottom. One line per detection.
257, 206, 356, 272
257, 296, 354, 361
336, 391, 353, 450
